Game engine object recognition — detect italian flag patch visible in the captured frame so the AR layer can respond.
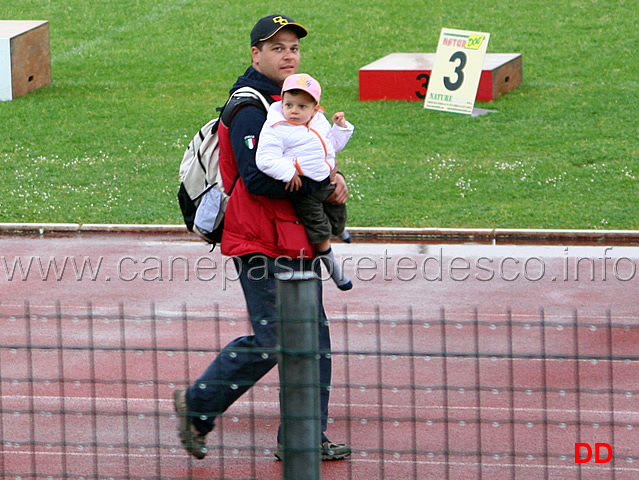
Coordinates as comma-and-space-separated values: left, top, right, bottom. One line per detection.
244, 135, 256, 150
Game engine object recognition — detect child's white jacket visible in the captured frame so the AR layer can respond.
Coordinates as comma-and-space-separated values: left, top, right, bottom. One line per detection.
256, 101, 354, 183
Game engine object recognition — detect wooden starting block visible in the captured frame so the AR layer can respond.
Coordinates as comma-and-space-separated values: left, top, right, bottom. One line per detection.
359, 53, 521, 102
0, 20, 51, 101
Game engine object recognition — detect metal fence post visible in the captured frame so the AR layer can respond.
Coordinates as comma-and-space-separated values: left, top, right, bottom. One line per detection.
276, 270, 321, 480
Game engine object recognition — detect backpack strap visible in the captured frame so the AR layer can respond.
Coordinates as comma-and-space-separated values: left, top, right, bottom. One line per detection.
219, 86, 274, 197
231, 86, 272, 110
220, 86, 273, 127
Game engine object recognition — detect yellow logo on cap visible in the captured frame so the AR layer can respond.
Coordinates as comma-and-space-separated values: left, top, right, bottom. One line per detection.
272, 16, 289, 26
296, 76, 312, 87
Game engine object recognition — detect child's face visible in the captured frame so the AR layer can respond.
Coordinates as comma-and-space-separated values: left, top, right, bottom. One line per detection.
281, 91, 319, 125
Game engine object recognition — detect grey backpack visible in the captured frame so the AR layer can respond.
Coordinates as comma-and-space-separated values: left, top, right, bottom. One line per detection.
177, 87, 271, 245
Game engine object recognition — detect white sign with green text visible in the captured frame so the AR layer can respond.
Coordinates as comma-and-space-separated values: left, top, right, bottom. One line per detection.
425, 28, 490, 115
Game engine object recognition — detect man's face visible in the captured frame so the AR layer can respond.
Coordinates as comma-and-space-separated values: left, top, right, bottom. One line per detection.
252, 29, 300, 86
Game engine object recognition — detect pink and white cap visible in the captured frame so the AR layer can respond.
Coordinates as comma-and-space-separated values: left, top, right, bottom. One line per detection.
281, 73, 322, 104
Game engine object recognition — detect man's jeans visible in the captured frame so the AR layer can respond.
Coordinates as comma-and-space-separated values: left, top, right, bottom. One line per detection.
186, 254, 332, 442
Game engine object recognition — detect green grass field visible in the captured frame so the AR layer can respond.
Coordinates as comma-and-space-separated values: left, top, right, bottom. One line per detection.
1, 1, 637, 229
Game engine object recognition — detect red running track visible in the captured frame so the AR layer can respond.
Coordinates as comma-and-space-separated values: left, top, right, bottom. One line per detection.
1, 231, 638, 479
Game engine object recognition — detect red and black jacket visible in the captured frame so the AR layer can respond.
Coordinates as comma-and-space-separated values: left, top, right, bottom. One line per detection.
218, 67, 320, 259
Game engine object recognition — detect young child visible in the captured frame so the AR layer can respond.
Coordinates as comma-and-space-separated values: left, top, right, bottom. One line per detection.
256, 73, 354, 290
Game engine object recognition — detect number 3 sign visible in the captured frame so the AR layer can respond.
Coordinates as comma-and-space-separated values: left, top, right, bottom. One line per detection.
425, 28, 490, 115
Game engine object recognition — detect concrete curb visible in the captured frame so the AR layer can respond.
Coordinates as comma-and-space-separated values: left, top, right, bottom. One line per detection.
1, 223, 639, 246
0, 223, 186, 234
353, 227, 639, 245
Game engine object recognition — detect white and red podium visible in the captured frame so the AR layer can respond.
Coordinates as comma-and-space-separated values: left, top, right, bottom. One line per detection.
0, 20, 51, 101
359, 53, 521, 102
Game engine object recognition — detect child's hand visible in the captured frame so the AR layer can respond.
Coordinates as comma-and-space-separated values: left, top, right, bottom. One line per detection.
285, 172, 302, 192
332, 112, 347, 127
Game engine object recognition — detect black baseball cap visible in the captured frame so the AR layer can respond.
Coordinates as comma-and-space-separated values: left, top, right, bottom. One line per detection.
250, 14, 308, 47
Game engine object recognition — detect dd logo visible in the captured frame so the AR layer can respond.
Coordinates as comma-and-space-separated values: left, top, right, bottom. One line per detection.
575, 443, 612, 463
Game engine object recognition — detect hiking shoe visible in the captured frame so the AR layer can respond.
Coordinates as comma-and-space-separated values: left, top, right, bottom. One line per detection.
321, 440, 351, 460
274, 440, 351, 461
173, 388, 207, 460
